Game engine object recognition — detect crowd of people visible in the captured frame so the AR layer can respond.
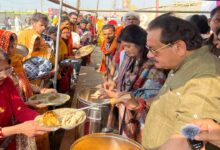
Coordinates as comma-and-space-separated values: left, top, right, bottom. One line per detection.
0, 5, 220, 150
97, 8, 220, 150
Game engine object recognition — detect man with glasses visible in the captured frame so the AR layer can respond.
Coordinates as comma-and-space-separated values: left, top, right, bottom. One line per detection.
207, 6, 220, 57
144, 13, 220, 150
117, 13, 220, 150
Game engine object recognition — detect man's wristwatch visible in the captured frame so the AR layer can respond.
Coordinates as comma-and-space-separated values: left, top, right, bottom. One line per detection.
188, 139, 204, 150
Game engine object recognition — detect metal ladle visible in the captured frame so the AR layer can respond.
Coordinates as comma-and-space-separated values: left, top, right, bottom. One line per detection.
76, 99, 111, 111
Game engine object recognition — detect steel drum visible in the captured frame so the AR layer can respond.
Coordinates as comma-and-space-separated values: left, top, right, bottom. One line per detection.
23, 57, 52, 80
77, 88, 113, 136
70, 133, 145, 150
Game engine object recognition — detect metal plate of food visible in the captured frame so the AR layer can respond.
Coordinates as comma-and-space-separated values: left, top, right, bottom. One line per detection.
16, 44, 29, 57
23, 57, 52, 80
28, 93, 70, 107
74, 45, 95, 59
35, 108, 86, 131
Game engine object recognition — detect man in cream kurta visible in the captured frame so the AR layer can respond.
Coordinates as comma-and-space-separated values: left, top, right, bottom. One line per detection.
142, 14, 220, 150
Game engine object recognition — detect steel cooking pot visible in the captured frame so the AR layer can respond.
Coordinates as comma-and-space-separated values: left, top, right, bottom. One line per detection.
70, 133, 145, 150
77, 88, 116, 135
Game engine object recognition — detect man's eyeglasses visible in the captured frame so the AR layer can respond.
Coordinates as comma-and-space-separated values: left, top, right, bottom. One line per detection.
146, 43, 174, 54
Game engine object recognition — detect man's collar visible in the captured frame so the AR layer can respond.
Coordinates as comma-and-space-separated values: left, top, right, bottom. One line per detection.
172, 46, 208, 73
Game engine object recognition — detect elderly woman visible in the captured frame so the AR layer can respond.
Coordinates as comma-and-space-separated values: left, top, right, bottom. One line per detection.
104, 25, 166, 142
0, 29, 56, 101
0, 49, 51, 150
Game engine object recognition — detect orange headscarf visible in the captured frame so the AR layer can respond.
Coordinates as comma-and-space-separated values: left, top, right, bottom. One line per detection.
23, 33, 54, 62
18, 28, 44, 50
0, 29, 33, 100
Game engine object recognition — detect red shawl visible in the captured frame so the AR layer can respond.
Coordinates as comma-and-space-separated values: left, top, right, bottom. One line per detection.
0, 29, 16, 51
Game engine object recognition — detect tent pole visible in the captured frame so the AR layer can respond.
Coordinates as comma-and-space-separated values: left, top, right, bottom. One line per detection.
53, 0, 63, 89
77, 0, 80, 10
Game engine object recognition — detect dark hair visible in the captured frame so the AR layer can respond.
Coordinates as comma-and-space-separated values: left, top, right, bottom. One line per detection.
119, 24, 148, 67
210, 6, 220, 18
148, 13, 203, 51
10, 35, 16, 47
187, 15, 210, 34
61, 16, 70, 23
102, 24, 115, 32
0, 48, 10, 64
69, 12, 78, 17
31, 13, 49, 24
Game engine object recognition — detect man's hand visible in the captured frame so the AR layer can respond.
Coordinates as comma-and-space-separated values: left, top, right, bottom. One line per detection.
192, 119, 220, 148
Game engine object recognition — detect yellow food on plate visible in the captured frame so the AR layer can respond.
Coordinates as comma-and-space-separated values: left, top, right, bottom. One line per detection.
36, 108, 86, 129
42, 111, 61, 126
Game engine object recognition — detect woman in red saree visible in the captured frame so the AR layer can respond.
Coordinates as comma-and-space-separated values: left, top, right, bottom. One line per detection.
0, 49, 51, 150
0, 29, 34, 100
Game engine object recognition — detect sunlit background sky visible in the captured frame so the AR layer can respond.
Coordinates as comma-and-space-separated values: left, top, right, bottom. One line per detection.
0, 0, 208, 11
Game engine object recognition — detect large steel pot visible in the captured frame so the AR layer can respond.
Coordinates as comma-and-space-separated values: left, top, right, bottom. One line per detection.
77, 88, 114, 136
70, 133, 145, 150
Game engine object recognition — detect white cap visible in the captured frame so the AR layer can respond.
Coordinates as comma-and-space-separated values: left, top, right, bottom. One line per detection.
123, 11, 140, 21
